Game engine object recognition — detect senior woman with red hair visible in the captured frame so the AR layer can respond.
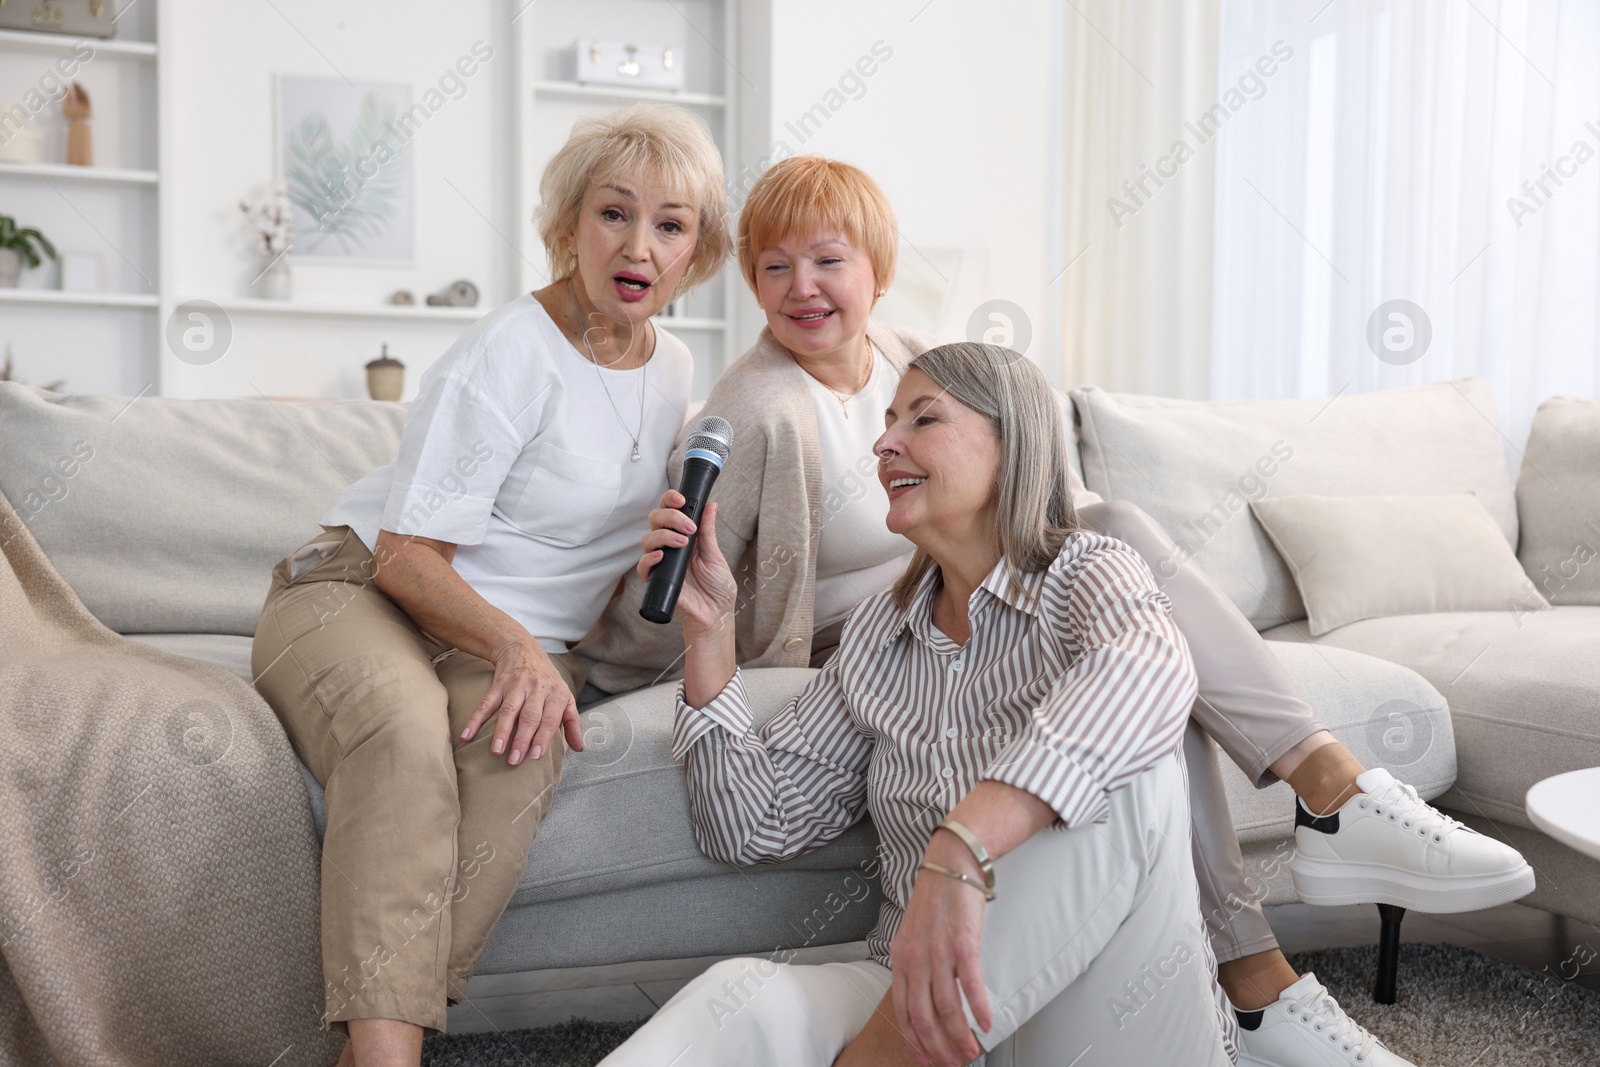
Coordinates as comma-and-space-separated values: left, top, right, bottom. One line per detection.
579, 156, 1529, 1067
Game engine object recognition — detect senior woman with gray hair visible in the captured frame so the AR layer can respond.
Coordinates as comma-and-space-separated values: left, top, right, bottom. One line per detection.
582, 154, 1528, 1066
602, 342, 1235, 1066
251, 103, 729, 1067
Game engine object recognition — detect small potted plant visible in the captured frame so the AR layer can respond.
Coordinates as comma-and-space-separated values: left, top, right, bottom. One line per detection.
0, 215, 57, 288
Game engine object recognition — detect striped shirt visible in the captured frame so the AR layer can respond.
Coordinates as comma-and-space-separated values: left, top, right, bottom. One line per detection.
672, 531, 1236, 1057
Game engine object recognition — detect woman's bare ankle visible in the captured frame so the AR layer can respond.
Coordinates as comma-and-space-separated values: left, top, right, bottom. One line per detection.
1217, 950, 1298, 1011
345, 1017, 424, 1067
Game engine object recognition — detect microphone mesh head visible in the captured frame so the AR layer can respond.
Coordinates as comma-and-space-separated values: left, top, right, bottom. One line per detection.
685, 415, 732, 462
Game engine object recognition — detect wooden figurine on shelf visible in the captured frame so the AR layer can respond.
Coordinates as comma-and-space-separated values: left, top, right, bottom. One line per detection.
62, 82, 93, 166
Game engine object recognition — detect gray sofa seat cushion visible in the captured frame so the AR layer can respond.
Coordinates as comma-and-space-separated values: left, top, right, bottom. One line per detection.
119, 641, 880, 911
507, 668, 882, 908
1262, 607, 1600, 830
109, 645, 883, 973
1221, 643, 1455, 846
0, 384, 406, 636
281, 666, 880, 909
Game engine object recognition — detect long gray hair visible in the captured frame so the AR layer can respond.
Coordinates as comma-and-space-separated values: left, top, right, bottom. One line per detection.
890, 342, 1081, 609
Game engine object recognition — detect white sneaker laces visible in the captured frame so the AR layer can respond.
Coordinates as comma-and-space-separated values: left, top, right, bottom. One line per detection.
1360, 779, 1466, 842
1288, 981, 1380, 1059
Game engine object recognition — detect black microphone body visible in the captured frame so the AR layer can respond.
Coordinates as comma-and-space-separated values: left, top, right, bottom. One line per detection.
641, 417, 732, 624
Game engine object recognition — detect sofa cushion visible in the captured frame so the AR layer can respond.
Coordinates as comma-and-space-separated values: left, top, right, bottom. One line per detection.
1070, 377, 1517, 630
293, 667, 883, 908
1249, 493, 1546, 636
0, 384, 405, 636
1516, 397, 1600, 605
1220, 642, 1455, 846
1262, 607, 1600, 831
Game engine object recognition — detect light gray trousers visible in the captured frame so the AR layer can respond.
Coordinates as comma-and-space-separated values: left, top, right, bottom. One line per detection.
598, 751, 1234, 1067
1078, 500, 1326, 963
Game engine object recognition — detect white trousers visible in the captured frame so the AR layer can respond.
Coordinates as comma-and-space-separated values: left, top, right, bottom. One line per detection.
599, 743, 1233, 1067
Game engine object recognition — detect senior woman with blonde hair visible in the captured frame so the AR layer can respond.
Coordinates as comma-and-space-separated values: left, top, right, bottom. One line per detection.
251, 102, 728, 1067
580, 155, 1528, 1067
602, 342, 1235, 1066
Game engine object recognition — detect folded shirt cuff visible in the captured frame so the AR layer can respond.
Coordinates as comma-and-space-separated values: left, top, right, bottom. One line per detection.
982, 735, 1112, 828
670, 668, 755, 761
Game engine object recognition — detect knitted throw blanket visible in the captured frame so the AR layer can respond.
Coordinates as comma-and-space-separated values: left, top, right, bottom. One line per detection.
0, 489, 339, 1066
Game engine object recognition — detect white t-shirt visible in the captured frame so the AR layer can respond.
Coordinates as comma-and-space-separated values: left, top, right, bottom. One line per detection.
805, 347, 916, 629
322, 295, 693, 652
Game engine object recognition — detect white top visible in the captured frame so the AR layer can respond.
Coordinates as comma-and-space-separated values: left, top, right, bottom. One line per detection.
1526, 767, 1600, 862
322, 295, 694, 652
804, 346, 916, 629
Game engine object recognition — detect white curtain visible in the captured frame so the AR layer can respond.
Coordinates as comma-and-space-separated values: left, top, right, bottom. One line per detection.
1209, 0, 1600, 452
1058, 0, 1220, 398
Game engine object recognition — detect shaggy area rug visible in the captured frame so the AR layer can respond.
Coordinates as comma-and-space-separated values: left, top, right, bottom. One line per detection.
1282, 942, 1598, 1065
419, 942, 1600, 1065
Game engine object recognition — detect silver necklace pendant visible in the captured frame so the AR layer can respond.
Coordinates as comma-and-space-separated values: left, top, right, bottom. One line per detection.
568, 278, 649, 465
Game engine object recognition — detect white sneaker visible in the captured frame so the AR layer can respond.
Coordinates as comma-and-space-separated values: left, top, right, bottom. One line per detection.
1291, 768, 1535, 912
1236, 974, 1414, 1066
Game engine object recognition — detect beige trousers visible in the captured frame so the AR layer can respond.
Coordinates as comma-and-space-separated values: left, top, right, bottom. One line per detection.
599, 750, 1233, 1067
251, 525, 587, 1036
1078, 500, 1325, 963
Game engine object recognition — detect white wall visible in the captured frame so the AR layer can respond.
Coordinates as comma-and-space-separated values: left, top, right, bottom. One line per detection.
161, 0, 514, 400
735, 0, 1059, 373
8, 0, 1061, 399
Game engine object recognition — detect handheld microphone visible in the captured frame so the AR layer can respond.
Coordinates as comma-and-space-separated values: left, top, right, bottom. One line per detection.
640, 415, 733, 624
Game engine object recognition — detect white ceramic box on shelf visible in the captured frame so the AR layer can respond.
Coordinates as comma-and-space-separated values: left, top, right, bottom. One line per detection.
568, 38, 684, 90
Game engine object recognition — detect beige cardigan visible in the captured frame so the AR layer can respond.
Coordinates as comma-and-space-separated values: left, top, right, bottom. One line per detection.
576, 320, 938, 694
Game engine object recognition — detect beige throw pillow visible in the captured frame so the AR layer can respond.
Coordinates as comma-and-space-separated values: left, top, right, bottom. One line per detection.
1248, 493, 1547, 636
1516, 397, 1600, 605
1069, 377, 1517, 631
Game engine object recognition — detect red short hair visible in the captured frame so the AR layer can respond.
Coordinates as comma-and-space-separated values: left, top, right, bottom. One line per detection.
736, 156, 897, 295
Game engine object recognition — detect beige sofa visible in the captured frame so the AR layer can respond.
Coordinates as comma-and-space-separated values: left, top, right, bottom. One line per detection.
2, 374, 1584, 983
1068, 377, 1600, 928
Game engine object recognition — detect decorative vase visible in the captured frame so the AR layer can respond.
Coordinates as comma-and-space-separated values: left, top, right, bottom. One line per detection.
252, 255, 292, 300
365, 344, 405, 401
0, 248, 20, 288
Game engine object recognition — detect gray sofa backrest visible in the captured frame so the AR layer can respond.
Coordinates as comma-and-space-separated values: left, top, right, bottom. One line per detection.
1069, 376, 1518, 630
0, 384, 405, 636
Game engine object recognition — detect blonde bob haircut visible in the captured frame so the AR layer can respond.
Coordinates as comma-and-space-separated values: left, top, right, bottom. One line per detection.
737, 155, 898, 296
537, 103, 731, 297
890, 342, 1082, 610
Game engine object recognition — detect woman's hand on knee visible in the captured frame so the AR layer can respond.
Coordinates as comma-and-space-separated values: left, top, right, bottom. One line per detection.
889, 856, 990, 1067
458, 641, 583, 765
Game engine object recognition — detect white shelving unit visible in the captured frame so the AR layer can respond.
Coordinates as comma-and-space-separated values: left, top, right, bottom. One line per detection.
531, 79, 727, 109
0, 6, 163, 395
4, 2, 748, 399
0, 161, 158, 185
512, 0, 741, 398
189, 297, 490, 322
0, 288, 159, 309
0, 27, 156, 59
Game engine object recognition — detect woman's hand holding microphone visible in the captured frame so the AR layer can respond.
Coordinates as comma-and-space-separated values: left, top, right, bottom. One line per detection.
638, 489, 738, 707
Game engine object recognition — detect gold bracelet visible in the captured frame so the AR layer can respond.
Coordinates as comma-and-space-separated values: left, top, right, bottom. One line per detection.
937, 818, 996, 892
919, 860, 996, 902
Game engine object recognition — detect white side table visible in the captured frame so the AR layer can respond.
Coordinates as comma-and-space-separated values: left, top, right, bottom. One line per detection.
1525, 767, 1600, 862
